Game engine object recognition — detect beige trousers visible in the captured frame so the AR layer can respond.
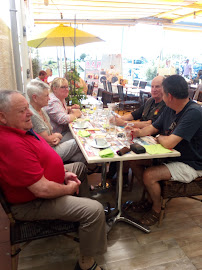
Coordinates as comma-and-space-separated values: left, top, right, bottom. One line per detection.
11, 162, 107, 256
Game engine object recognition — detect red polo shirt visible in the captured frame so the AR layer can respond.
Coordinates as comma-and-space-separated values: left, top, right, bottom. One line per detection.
0, 126, 65, 204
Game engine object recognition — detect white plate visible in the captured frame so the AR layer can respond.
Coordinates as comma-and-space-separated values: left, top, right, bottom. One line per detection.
89, 140, 111, 149
73, 122, 89, 129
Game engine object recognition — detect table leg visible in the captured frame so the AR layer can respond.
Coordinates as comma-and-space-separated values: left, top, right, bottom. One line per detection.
91, 163, 109, 193
101, 163, 107, 189
112, 161, 151, 233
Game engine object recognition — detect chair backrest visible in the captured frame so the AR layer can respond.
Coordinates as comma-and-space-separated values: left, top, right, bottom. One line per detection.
193, 84, 202, 101
111, 76, 118, 83
87, 84, 93, 95
107, 81, 112, 93
139, 81, 147, 89
102, 90, 113, 107
188, 88, 196, 99
133, 80, 139, 87
0, 186, 12, 215
117, 84, 124, 101
139, 90, 151, 105
97, 88, 105, 99
198, 91, 202, 102
103, 80, 107, 91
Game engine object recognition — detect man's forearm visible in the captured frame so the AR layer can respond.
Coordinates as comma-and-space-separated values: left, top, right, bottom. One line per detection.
133, 120, 152, 129
121, 114, 134, 121
135, 124, 158, 137
28, 178, 78, 199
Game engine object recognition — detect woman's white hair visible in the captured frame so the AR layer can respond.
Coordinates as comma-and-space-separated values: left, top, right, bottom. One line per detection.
26, 79, 50, 101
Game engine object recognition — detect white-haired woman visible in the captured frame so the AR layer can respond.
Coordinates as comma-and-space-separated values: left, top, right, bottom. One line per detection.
45, 77, 81, 142
27, 79, 86, 164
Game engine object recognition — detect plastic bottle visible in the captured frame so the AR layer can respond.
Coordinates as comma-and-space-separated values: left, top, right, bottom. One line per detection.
97, 97, 103, 116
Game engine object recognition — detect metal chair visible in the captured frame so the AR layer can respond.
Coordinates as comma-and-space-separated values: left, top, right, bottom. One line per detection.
0, 187, 79, 270
103, 80, 107, 91
111, 76, 118, 83
159, 177, 202, 226
139, 81, 147, 89
139, 90, 151, 106
188, 88, 196, 99
102, 90, 113, 108
117, 84, 140, 113
133, 80, 139, 87
107, 81, 119, 102
97, 88, 105, 99
87, 84, 93, 95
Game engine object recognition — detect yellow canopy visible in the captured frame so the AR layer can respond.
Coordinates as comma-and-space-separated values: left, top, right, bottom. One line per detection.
29, 0, 202, 31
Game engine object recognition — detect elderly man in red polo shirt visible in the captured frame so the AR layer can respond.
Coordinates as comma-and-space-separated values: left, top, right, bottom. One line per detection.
0, 90, 106, 270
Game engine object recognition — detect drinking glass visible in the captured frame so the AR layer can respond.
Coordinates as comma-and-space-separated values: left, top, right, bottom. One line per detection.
125, 123, 134, 146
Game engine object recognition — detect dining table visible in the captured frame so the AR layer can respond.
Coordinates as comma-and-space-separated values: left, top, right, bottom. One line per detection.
69, 108, 181, 233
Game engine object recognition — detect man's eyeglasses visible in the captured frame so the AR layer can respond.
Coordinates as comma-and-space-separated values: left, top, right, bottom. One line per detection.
60, 86, 68, 89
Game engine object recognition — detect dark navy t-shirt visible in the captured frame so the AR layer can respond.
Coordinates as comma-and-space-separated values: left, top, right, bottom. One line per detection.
152, 100, 202, 170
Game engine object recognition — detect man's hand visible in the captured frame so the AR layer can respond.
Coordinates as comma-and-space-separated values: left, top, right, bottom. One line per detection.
53, 133, 63, 139
131, 128, 141, 138
110, 116, 126, 126
50, 137, 60, 146
64, 172, 81, 195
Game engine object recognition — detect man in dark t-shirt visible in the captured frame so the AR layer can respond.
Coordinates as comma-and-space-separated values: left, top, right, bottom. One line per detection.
107, 76, 165, 183
127, 75, 202, 226
113, 75, 165, 128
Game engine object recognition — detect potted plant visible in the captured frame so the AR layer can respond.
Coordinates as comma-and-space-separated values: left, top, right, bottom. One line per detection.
64, 68, 86, 106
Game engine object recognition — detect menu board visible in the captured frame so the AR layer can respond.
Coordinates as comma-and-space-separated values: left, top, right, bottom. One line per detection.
85, 60, 102, 89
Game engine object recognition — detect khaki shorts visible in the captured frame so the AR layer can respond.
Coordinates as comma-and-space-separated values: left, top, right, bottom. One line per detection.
164, 162, 202, 183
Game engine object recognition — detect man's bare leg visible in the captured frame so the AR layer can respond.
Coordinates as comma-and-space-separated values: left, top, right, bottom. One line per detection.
130, 159, 153, 183
143, 164, 171, 213
129, 159, 153, 200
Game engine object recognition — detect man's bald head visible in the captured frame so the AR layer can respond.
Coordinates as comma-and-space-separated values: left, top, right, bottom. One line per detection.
151, 76, 164, 103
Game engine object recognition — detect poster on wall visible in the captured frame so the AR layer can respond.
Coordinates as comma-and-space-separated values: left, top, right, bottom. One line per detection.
85, 60, 101, 89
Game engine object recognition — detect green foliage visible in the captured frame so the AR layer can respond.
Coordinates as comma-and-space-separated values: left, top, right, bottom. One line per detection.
145, 63, 158, 81
64, 67, 86, 106
32, 57, 41, 79
80, 53, 87, 61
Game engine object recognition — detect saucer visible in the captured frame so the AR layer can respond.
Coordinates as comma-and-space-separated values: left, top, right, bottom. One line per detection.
89, 140, 111, 149
73, 122, 88, 129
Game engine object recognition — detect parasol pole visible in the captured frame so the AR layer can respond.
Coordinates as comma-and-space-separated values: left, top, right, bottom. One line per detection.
63, 37, 67, 74
74, 14, 76, 95
60, 13, 67, 75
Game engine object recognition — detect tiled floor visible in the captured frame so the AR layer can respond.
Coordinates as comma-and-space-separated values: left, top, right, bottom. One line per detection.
17, 174, 202, 270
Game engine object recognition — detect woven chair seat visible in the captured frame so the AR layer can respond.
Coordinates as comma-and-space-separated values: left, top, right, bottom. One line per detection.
12, 219, 79, 244
160, 177, 202, 199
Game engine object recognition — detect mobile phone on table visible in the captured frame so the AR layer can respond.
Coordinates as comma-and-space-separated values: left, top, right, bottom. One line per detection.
116, 147, 130, 156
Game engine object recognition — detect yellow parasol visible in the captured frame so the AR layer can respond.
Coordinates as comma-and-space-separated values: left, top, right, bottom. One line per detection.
27, 24, 104, 71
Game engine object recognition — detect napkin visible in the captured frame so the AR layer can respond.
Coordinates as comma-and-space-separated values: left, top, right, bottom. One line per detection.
99, 148, 114, 158
103, 123, 110, 129
144, 144, 173, 155
77, 130, 91, 137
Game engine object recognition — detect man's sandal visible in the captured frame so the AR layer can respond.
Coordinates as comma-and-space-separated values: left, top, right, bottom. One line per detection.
122, 200, 152, 213
74, 261, 103, 270
140, 209, 160, 226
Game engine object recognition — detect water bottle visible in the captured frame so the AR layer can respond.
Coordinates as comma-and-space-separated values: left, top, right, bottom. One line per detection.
97, 97, 103, 116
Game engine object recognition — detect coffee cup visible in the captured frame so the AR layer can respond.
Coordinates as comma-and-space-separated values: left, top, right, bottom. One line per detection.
95, 135, 107, 147
75, 119, 87, 128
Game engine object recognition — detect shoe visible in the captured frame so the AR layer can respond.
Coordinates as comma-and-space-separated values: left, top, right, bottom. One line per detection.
122, 200, 152, 213
140, 209, 160, 226
74, 261, 103, 270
